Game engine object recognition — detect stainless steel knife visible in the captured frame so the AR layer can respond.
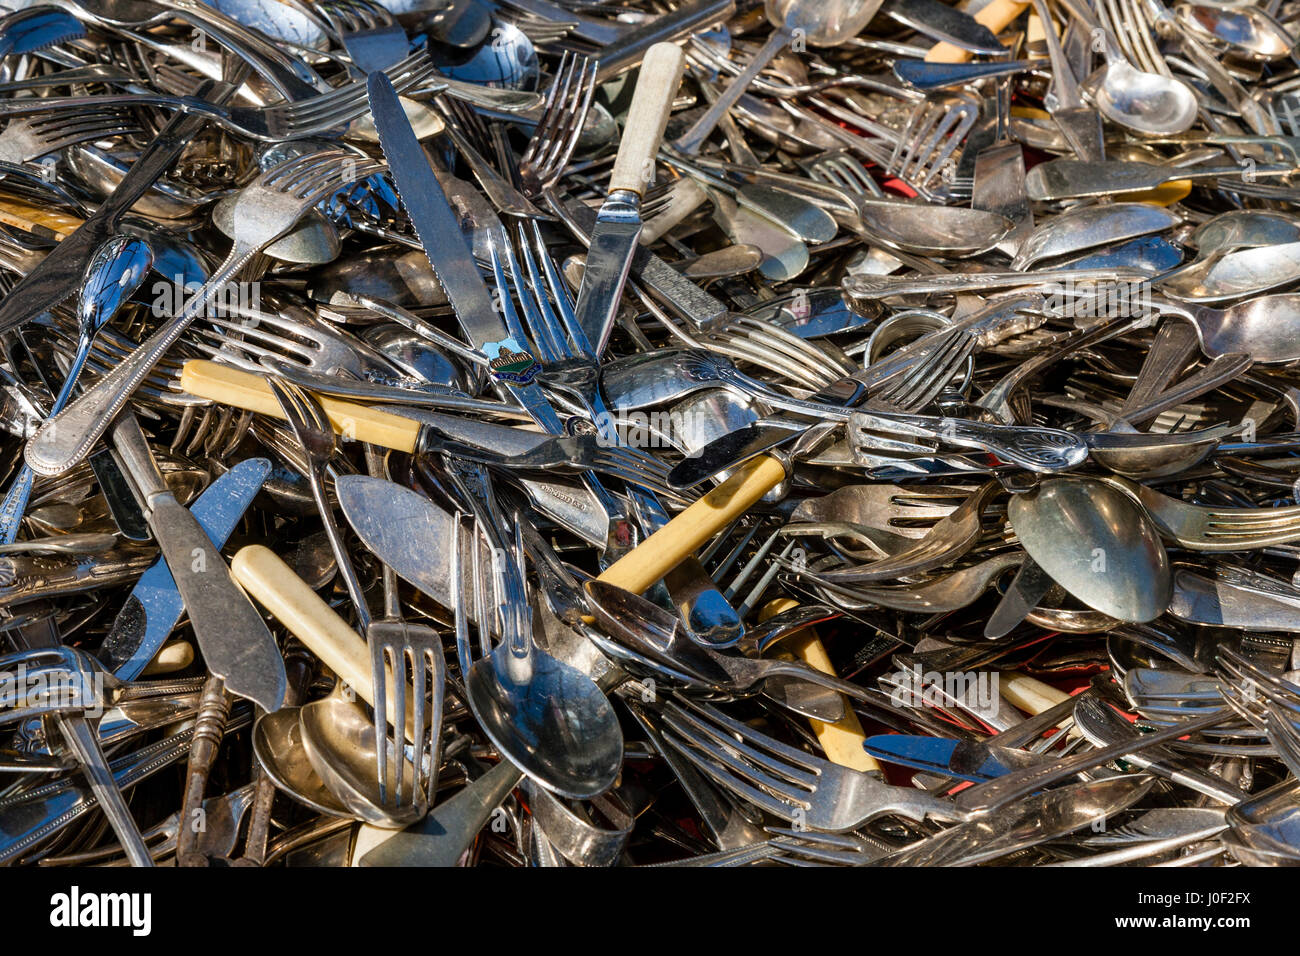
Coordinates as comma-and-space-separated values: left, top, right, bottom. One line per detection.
569, 42, 685, 356
368, 70, 640, 553
109, 414, 285, 713
98, 456, 273, 681
862, 734, 1037, 782
367, 70, 563, 433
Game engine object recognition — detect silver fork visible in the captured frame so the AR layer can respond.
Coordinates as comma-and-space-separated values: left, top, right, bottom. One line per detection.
191, 304, 404, 381
519, 51, 596, 199
317, 0, 408, 73
885, 94, 980, 199
268, 377, 373, 623
798, 149, 883, 198
702, 316, 855, 391
26, 147, 387, 476
1103, 476, 1300, 551
0, 109, 142, 165
659, 697, 963, 830
867, 324, 980, 411
0, 51, 437, 141
368, 515, 444, 811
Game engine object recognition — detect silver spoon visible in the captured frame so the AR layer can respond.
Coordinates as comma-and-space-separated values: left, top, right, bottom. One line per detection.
0, 235, 153, 544
1007, 478, 1171, 623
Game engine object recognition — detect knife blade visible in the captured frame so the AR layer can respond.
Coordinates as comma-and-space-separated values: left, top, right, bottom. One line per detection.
367, 71, 564, 437
552, 192, 729, 331
98, 456, 273, 681
882, 0, 1006, 54
333, 474, 457, 608
984, 556, 1054, 639
570, 42, 685, 356
110, 414, 284, 713
862, 734, 1036, 782
0, 86, 227, 337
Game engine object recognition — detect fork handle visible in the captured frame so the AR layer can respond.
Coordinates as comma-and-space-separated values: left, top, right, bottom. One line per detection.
180, 361, 422, 452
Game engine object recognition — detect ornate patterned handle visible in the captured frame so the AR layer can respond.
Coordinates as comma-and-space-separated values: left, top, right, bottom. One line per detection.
935, 419, 1089, 473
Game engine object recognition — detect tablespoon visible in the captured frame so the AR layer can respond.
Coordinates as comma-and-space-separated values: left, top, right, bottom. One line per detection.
1176, 2, 1297, 61
1158, 242, 1300, 303
1157, 292, 1300, 363
0, 235, 153, 544
1006, 478, 1171, 623
1012, 202, 1180, 270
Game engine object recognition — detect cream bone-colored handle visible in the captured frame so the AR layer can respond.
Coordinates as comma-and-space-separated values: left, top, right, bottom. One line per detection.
608, 42, 686, 194
182, 361, 421, 452
232, 545, 418, 742
183, 360, 789, 602
760, 599, 880, 773
925, 0, 1029, 62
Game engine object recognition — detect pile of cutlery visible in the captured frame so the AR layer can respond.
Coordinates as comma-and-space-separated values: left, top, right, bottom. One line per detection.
2, 0, 1300, 868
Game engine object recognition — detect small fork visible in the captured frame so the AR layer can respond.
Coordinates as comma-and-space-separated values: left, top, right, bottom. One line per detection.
885, 94, 980, 199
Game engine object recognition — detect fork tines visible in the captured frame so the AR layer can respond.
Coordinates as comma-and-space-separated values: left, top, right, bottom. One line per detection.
519, 51, 596, 198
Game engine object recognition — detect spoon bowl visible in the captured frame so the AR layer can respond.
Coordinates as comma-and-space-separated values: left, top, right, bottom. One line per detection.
1007, 478, 1171, 623
299, 683, 427, 828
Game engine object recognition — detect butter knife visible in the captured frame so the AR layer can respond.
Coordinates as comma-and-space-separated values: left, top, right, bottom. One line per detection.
110, 414, 284, 713
98, 456, 273, 681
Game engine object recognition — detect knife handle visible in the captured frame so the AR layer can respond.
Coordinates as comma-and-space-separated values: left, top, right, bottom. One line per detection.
759, 599, 880, 773
596, 454, 786, 596
609, 41, 686, 194
0, 196, 81, 240
231, 545, 417, 741
925, 0, 1027, 62
1000, 671, 1072, 715
180, 361, 421, 453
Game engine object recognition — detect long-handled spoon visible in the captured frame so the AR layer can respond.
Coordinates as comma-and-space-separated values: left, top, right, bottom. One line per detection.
0, 235, 153, 544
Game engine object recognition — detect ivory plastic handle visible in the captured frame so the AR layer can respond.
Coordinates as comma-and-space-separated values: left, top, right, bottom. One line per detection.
232, 545, 416, 739
608, 42, 686, 194
181, 360, 421, 452
1000, 670, 1069, 713
925, 0, 1028, 62
596, 454, 786, 595
761, 599, 880, 773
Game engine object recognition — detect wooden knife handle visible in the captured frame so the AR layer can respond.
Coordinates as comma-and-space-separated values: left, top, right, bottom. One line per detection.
596, 454, 786, 595
925, 0, 1028, 62
181, 360, 421, 453
760, 598, 880, 773
0, 196, 81, 240
232, 545, 417, 740
609, 41, 686, 194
